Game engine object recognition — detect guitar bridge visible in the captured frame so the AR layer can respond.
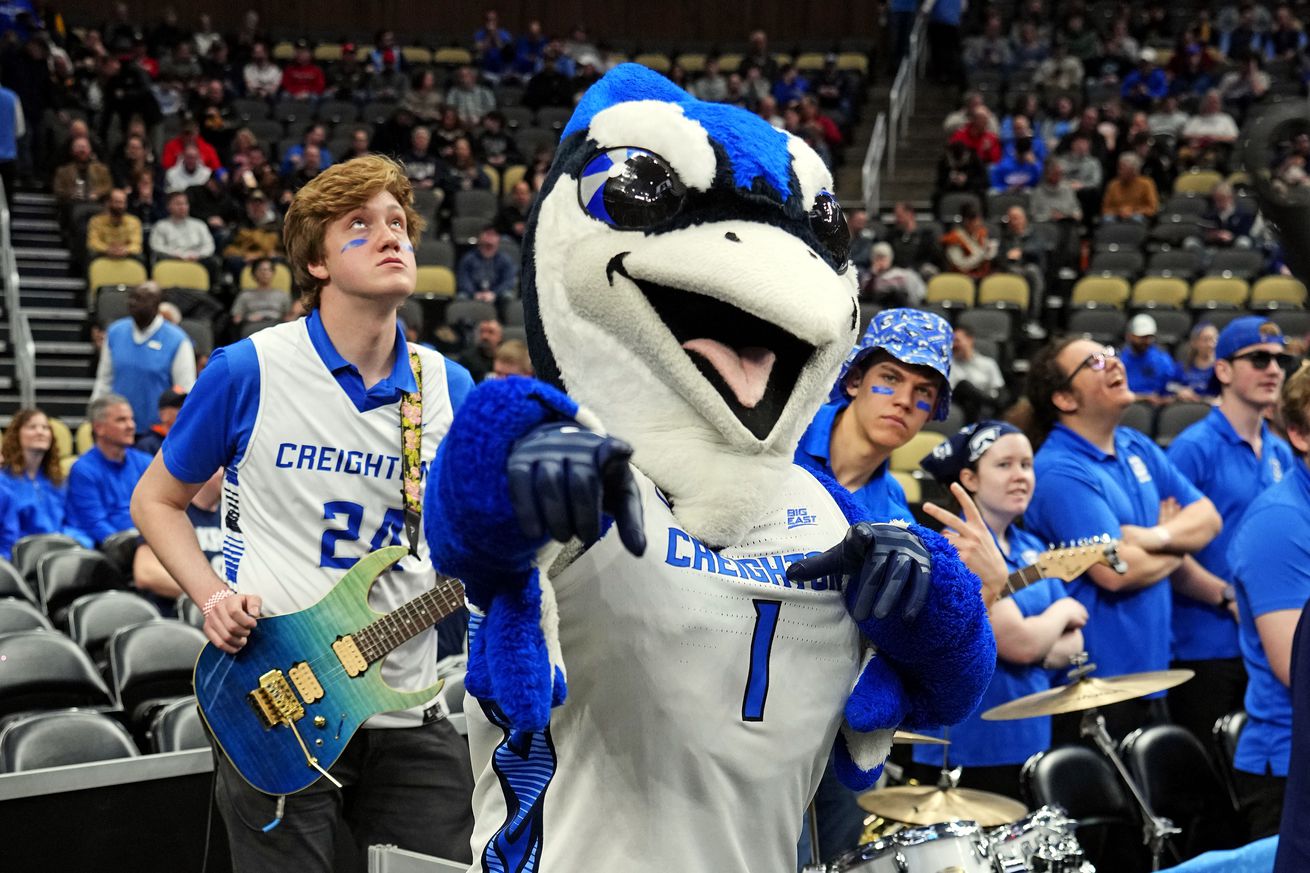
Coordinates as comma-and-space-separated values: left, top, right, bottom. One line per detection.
332, 635, 367, 677
248, 669, 306, 729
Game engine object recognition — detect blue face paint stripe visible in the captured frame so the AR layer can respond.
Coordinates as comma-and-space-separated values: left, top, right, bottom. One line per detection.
870, 386, 894, 395
340, 237, 368, 253
916, 400, 933, 412
402, 242, 414, 253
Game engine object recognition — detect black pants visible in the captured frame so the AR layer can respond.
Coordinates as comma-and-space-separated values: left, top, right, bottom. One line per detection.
211, 718, 474, 873
1168, 656, 1247, 748
1234, 768, 1287, 841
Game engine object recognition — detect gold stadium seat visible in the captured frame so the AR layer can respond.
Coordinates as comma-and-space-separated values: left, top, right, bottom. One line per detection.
1250, 276, 1307, 309
890, 431, 947, 473
353, 45, 375, 62
1173, 170, 1223, 197
794, 52, 827, 72
633, 53, 672, 73
676, 53, 707, 73
47, 417, 73, 458
925, 273, 975, 308
151, 259, 209, 292
313, 44, 343, 62
892, 471, 922, 505
717, 53, 745, 71
238, 262, 293, 293
433, 47, 473, 66
271, 41, 296, 62
401, 46, 433, 65
1190, 276, 1249, 309
88, 258, 147, 302
414, 266, 455, 298
977, 273, 1029, 310
499, 164, 527, 199
1070, 276, 1129, 308
837, 52, 870, 74
1131, 277, 1189, 309
75, 421, 93, 455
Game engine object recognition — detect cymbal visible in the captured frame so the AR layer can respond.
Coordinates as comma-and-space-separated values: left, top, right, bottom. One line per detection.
891, 730, 950, 746
981, 669, 1194, 721
857, 784, 1028, 827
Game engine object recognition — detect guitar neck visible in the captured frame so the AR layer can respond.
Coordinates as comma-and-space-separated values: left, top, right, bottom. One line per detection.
353, 578, 466, 662
1002, 565, 1046, 599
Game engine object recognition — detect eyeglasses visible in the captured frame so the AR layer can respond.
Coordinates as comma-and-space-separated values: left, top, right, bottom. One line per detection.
1059, 346, 1117, 388
1229, 350, 1298, 371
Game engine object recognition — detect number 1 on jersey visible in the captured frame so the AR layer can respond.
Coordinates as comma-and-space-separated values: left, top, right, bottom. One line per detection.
742, 599, 782, 722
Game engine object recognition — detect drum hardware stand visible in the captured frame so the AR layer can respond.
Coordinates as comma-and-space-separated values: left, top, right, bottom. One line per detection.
1079, 709, 1178, 871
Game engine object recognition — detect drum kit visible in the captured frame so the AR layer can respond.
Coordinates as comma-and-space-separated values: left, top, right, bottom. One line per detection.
806, 655, 1195, 873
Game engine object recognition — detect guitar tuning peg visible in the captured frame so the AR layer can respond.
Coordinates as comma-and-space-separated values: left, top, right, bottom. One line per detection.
1048, 543, 1055, 550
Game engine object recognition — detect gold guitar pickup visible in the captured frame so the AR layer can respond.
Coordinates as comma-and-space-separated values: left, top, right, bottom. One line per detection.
289, 662, 324, 704
332, 635, 367, 677
249, 669, 305, 729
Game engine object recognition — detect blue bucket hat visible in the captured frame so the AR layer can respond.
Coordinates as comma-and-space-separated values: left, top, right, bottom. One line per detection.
830, 308, 954, 420
919, 420, 1023, 486
1209, 315, 1285, 393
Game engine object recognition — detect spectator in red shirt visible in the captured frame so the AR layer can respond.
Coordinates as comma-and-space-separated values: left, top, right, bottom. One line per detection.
281, 40, 326, 98
798, 96, 842, 148
949, 106, 1002, 165
161, 116, 221, 170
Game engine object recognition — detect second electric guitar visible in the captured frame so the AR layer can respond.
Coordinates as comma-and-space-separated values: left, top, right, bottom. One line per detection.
194, 546, 465, 796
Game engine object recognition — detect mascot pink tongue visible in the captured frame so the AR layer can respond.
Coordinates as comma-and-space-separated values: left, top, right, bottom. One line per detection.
681, 339, 776, 408
424, 62, 995, 873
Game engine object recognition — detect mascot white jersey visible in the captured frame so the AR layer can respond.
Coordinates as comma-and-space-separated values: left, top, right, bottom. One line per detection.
424, 64, 996, 873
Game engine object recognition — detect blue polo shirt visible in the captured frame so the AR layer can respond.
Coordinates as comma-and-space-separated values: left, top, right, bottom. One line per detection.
162, 310, 473, 482
1228, 458, 1310, 777
1026, 424, 1204, 680
1168, 408, 1296, 661
0, 469, 91, 558
1120, 344, 1182, 397
914, 523, 1067, 767
795, 401, 911, 523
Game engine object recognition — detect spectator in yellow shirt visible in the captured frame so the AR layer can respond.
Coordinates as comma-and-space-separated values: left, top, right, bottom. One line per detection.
1101, 152, 1159, 222
86, 188, 143, 259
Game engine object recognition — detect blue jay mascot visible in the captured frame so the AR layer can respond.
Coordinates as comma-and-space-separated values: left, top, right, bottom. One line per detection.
425, 64, 994, 872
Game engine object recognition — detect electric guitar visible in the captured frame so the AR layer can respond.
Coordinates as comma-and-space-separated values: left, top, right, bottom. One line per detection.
998, 536, 1126, 601
193, 546, 465, 796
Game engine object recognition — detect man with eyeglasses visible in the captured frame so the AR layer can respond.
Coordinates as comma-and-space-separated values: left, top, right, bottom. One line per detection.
1166, 317, 1298, 747
1024, 336, 1222, 739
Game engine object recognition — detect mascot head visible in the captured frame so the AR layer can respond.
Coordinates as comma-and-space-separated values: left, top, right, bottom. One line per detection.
522, 64, 859, 546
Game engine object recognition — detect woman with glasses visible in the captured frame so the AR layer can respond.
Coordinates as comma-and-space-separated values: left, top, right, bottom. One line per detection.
906, 421, 1087, 800
1019, 337, 1223, 739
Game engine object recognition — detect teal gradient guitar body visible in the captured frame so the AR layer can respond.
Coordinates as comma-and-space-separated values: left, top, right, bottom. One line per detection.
193, 546, 465, 796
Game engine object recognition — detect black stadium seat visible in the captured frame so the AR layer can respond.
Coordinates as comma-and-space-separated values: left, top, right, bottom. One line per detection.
12, 533, 80, 582
0, 709, 139, 773
0, 631, 115, 718
1155, 402, 1211, 446
1120, 725, 1243, 860
66, 591, 161, 667
0, 599, 53, 633
36, 549, 127, 626
149, 697, 208, 753
106, 621, 206, 727
1022, 745, 1149, 872
0, 558, 37, 604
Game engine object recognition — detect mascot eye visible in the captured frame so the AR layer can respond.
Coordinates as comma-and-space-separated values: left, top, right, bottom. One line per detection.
578, 147, 687, 229
809, 191, 850, 270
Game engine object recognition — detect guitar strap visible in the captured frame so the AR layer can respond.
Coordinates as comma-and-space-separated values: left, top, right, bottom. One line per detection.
400, 347, 423, 558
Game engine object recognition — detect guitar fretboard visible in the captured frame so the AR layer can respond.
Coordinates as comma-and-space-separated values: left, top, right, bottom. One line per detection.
353, 578, 465, 663
1003, 564, 1045, 597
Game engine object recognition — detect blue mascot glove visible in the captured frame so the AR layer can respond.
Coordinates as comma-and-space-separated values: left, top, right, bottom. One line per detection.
788, 522, 933, 625
508, 423, 646, 557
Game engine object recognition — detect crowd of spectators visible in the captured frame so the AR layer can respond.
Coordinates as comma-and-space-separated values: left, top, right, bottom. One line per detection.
0, 7, 867, 375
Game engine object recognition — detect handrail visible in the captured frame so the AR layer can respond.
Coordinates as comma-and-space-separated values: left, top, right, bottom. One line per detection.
863, 113, 888, 216
0, 178, 35, 409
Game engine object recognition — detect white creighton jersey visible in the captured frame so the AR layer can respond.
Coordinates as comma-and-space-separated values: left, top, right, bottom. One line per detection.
228, 320, 453, 727
465, 465, 862, 873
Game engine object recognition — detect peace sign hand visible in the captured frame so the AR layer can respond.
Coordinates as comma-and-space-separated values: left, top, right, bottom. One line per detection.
921, 483, 1008, 604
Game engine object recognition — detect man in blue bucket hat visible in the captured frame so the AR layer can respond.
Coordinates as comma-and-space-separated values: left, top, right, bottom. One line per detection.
796, 308, 954, 523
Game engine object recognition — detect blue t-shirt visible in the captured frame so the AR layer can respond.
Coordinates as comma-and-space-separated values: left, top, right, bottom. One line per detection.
1179, 363, 1216, 397
66, 445, 153, 545
1168, 408, 1296, 661
1120, 345, 1182, 397
1228, 458, 1310, 777
1026, 424, 1204, 679
162, 310, 473, 482
914, 523, 1068, 767
795, 402, 911, 523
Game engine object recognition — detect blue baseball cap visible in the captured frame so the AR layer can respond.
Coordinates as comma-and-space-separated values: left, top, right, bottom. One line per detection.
830, 308, 954, 420
919, 420, 1023, 485
1210, 315, 1285, 393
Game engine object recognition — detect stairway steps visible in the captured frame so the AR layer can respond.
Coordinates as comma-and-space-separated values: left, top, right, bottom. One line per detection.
34, 340, 94, 357
12, 217, 60, 232
33, 376, 96, 392
13, 246, 71, 261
